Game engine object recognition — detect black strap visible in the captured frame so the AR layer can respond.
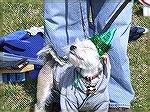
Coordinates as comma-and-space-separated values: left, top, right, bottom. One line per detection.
79, 0, 131, 35
89, 0, 132, 34
101, 0, 132, 33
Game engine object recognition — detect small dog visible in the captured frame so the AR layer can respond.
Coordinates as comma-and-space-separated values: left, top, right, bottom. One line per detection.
35, 39, 111, 112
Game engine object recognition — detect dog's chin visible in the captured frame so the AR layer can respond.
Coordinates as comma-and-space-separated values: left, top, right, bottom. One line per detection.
68, 53, 99, 70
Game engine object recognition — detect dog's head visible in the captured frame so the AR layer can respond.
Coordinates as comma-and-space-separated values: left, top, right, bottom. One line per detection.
65, 39, 103, 70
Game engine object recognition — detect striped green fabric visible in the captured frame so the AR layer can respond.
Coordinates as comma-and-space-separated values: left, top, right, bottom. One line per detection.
90, 29, 116, 56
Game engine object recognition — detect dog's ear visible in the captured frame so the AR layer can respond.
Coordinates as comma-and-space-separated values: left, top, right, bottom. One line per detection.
75, 38, 80, 43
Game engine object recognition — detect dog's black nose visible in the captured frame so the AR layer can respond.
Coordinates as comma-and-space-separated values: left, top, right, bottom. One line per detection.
70, 45, 77, 51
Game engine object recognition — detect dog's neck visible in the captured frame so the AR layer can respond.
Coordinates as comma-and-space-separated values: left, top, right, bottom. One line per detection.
77, 62, 102, 78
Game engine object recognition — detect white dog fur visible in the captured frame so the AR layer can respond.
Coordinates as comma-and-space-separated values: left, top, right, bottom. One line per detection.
35, 39, 111, 112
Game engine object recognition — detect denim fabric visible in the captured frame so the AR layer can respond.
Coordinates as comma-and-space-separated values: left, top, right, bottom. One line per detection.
89, 0, 134, 108
44, 0, 134, 108
44, 0, 89, 57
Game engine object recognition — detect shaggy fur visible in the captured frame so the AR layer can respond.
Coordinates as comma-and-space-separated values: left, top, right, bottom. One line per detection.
35, 39, 111, 112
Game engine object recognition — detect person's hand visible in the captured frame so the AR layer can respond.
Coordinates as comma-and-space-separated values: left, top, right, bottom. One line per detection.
100, 53, 108, 64
139, 0, 150, 5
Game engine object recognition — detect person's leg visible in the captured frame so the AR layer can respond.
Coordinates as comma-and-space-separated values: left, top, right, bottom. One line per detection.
90, 0, 134, 110
44, 0, 89, 57
43, 1, 89, 111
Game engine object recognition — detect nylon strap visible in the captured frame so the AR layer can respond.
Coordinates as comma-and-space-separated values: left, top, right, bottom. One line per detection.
101, 0, 132, 33
79, 0, 132, 35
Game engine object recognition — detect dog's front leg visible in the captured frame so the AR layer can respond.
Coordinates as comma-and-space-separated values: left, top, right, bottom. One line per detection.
35, 61, 54, 112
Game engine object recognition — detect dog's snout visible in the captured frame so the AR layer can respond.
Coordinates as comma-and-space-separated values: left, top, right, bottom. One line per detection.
70, 45, 77, 51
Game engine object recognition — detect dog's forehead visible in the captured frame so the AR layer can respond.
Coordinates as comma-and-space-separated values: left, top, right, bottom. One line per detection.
75, 40, 94, 47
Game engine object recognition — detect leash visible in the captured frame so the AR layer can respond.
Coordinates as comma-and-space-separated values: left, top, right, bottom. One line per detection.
101, 0, 132, 33
79, 0, 88, 38
79, 0, 132, 36
78, 0, 132, 94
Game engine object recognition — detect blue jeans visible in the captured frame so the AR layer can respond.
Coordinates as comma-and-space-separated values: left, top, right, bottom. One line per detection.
44, 0, 134, 108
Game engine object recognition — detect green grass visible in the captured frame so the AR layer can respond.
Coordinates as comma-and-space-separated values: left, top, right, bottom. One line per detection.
0, 1, 150, 112
128, 3, 150, 112
0, 80, 37, 112
0, 1, 42, 111
0, 0, 43, 36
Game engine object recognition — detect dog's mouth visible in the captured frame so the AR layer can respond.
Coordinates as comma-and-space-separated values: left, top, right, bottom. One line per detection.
69, 50, 84, 61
